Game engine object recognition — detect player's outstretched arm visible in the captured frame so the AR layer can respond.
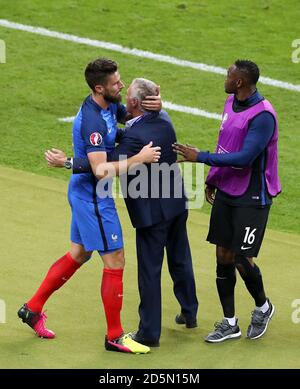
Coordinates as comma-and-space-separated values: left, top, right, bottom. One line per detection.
172, 143, 200, 162
45, 143, 161, 178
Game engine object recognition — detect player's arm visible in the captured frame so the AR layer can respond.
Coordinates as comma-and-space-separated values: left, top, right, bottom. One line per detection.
90, 142, 160, 179
44, 136, 138, 173
173, 112, 275, 167
45, 144, 160, 178
82, 119, 160, 179
44, 148, 92, 174
45, 118, 160, 177
78, 134, 148, 171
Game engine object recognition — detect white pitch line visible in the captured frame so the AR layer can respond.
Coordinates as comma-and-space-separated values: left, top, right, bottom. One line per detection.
58, 116, 75, 123
58, 101, 222, 123
0, 19, 300, 93
163, 101, 221, 120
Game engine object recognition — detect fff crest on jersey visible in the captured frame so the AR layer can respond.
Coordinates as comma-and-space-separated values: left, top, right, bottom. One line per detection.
90, 132, 103, 146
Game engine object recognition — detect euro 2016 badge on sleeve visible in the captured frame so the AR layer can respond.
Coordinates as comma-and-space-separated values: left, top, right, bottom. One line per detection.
90, 132, 103, 146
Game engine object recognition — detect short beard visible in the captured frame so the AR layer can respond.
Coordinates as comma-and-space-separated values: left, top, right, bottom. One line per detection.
103, 92, 122, 104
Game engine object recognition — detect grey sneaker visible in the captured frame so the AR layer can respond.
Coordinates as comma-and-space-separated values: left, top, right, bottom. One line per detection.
247, 299, 275, 340
205, 319, 241, 343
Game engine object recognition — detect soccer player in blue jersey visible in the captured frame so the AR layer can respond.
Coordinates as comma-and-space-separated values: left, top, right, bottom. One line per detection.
174, 60, 281, 343
18, 58, 161, 354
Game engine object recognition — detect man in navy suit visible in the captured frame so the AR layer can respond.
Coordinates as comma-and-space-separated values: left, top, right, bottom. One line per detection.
46, 78, 198, 346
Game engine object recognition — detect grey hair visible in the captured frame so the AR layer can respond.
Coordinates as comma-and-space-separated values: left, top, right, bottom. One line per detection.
130, 78, 158, 112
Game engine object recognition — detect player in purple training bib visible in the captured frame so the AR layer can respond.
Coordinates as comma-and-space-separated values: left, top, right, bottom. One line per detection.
174, 59, 281, 343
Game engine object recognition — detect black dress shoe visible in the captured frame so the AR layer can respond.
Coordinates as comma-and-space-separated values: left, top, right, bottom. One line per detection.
175, 313, 197, 328
131, 332, 160, 347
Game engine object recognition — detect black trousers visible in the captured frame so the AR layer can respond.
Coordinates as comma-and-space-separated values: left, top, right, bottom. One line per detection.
136, 210, 198, 342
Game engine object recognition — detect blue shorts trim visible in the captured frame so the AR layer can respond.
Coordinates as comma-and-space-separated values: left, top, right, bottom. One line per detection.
98, 247, 123, 256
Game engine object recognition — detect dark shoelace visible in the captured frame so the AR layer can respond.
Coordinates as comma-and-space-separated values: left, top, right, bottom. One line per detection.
250, 310, 265, 326
214, 320, 231, 331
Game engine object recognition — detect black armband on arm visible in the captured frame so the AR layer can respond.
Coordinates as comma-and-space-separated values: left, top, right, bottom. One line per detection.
72, 157, 92, 174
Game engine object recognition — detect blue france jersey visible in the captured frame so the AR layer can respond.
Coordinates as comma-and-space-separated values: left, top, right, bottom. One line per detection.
68, 95, 126, 202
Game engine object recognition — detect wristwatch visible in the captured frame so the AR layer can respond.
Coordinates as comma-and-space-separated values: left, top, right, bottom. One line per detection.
64, 157, 73, 169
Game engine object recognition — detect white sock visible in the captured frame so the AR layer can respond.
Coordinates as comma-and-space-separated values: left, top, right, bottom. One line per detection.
256, 300, 269, 313
224, 316, 236, 326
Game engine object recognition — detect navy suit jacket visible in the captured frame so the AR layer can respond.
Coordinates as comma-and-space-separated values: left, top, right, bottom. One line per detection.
109, 111, 187, 229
